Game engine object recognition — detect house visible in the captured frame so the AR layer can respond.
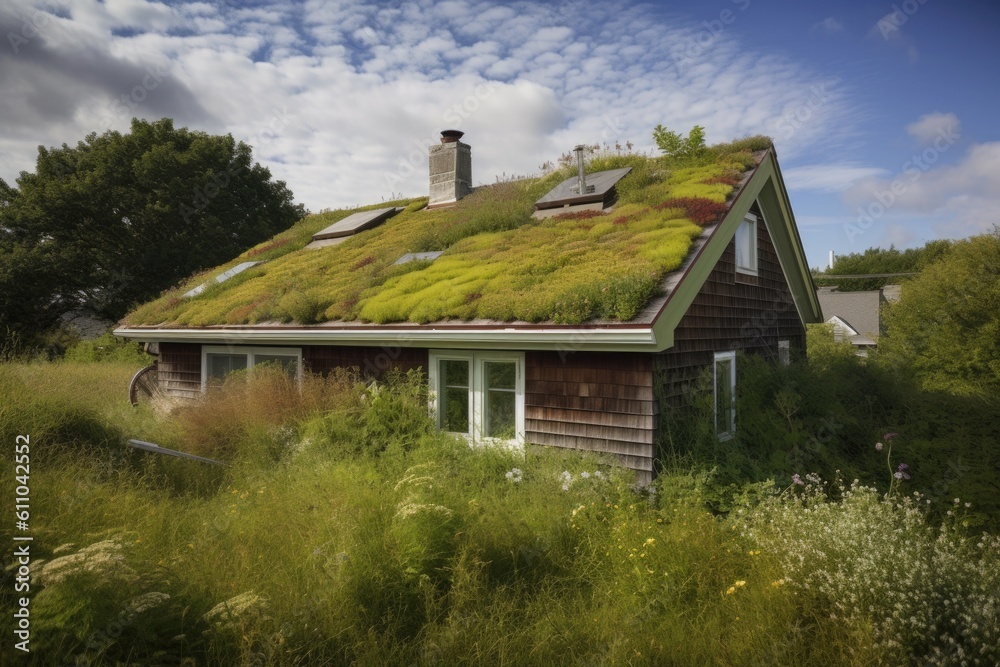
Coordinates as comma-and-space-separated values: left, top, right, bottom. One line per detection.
816, 285, 900, 355
114, 131, 822, 483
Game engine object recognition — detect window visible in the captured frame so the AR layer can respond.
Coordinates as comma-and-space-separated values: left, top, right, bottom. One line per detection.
778, 340, 790, 366
714, 351, 736, 440
735, 213, 758, 275
201, 346, 302, 389
428, 350, 525, 445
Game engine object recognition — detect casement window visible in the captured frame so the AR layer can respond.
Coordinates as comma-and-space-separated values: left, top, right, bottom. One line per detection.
428, 350, 525, 445
201, 345, 302, 389
778, 340, 791, 366
714, 351, 736, 440
735, 213, 758, 275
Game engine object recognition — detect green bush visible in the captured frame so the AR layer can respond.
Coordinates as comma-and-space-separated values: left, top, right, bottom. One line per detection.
63, 333, 152, 365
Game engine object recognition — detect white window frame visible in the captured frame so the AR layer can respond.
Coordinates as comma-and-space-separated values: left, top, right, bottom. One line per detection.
201, 345, 302, 391
428, 349, 525, 448
713, 351, 737, 441
735, 213, 758, 275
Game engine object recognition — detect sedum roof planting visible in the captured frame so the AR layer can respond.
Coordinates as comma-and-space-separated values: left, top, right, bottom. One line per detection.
123, 139, 770, 328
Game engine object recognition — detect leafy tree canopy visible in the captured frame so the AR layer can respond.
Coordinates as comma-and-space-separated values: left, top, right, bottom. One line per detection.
0, 118, 304, 352
813, 240, 953, 291
879, 231, 1000, 397
653, 124, 707, 160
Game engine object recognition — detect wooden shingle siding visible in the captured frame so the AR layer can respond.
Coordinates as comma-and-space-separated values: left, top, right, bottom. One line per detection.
158, 342, 202, 399
657, 203, 805, 406
525, 351, 655, 484
303, 345, 428, 378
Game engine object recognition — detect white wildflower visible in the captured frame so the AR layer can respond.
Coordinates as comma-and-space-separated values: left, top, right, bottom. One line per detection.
202, 592, 267, 630
38, 539, 137, 586
395, 503, 454, 520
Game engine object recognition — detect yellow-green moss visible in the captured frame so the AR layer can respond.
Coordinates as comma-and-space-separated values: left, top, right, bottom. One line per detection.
124, 146, 764, 327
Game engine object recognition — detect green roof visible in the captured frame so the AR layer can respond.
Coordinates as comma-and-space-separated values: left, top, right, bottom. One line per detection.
123, 140, 770, 328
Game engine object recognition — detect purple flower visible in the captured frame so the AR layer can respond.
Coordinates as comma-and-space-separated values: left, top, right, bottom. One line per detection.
883, 432, 898, 441
875, 442, 884, 452
792, 474, 805, 486
894, 462, 911, 480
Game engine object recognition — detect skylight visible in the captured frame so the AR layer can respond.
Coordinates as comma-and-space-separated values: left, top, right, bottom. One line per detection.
393, 251, 444, 265
184, 261, 260, 298
311, 206, 404, 241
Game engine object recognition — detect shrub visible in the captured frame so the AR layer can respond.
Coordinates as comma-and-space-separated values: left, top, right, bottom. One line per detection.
176, 366, 357, 461
63, 333, 152, 365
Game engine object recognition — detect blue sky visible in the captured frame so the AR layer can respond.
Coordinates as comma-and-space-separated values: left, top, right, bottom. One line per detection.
1, 0, 997, 269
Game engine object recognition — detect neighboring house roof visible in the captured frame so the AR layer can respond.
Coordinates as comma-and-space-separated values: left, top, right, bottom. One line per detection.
817, 289, 885, 345
116, 142, 822, 352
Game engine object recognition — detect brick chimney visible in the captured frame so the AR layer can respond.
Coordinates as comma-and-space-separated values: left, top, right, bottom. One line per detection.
428, 130, 471, 208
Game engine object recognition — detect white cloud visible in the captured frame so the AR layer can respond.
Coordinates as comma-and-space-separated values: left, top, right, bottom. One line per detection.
0, 0, 856, 213
906, 112, 961, 146
845, 142, 1000, 239
784, 163, 889, 193
813, 17, 842, 33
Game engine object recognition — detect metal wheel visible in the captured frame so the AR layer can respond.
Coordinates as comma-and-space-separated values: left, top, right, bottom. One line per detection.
129, 364, 161, 406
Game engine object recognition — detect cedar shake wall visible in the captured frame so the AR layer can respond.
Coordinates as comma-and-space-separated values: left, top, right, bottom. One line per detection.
158, 342, 202, 399
525, 351, 656, 484
303, 346, 428, 378
656, 204, 806, 406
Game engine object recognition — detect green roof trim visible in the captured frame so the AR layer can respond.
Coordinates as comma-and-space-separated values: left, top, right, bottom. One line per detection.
123, 144, 766, 328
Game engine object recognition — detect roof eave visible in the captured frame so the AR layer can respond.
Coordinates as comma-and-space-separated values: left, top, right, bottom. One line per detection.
112, 325, 659, 352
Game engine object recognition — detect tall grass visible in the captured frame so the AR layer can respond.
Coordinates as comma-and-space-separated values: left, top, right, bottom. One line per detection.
2, 360, 998, 665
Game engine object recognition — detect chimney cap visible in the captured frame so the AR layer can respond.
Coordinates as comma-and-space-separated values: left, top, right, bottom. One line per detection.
440, 129, 465, 143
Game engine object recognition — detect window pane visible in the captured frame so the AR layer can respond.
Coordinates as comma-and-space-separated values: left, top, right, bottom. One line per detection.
736, 221, 750, 268
439, 359, 470, 433
715, 358, 733, 433
441, 387, 470, 433
254, 354, 298, 376
442, 359, 469, 388
485, 361, 515, 390
208, 353, 247, 379
486, 389, 516, 438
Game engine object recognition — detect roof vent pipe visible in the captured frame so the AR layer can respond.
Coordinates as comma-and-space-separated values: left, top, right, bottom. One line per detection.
573, 144, 594, 194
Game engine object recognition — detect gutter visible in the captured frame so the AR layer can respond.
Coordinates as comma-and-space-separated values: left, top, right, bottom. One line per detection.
113, 325, 659, 352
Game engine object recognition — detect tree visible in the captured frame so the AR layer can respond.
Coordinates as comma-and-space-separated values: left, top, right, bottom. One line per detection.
813, 240, 953, 291
878, 231, 1000, 397
0, 118, 304, 350
652, 124, 707, 160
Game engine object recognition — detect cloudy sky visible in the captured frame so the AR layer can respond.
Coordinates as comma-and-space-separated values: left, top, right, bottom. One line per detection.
1, 0, 998, 268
